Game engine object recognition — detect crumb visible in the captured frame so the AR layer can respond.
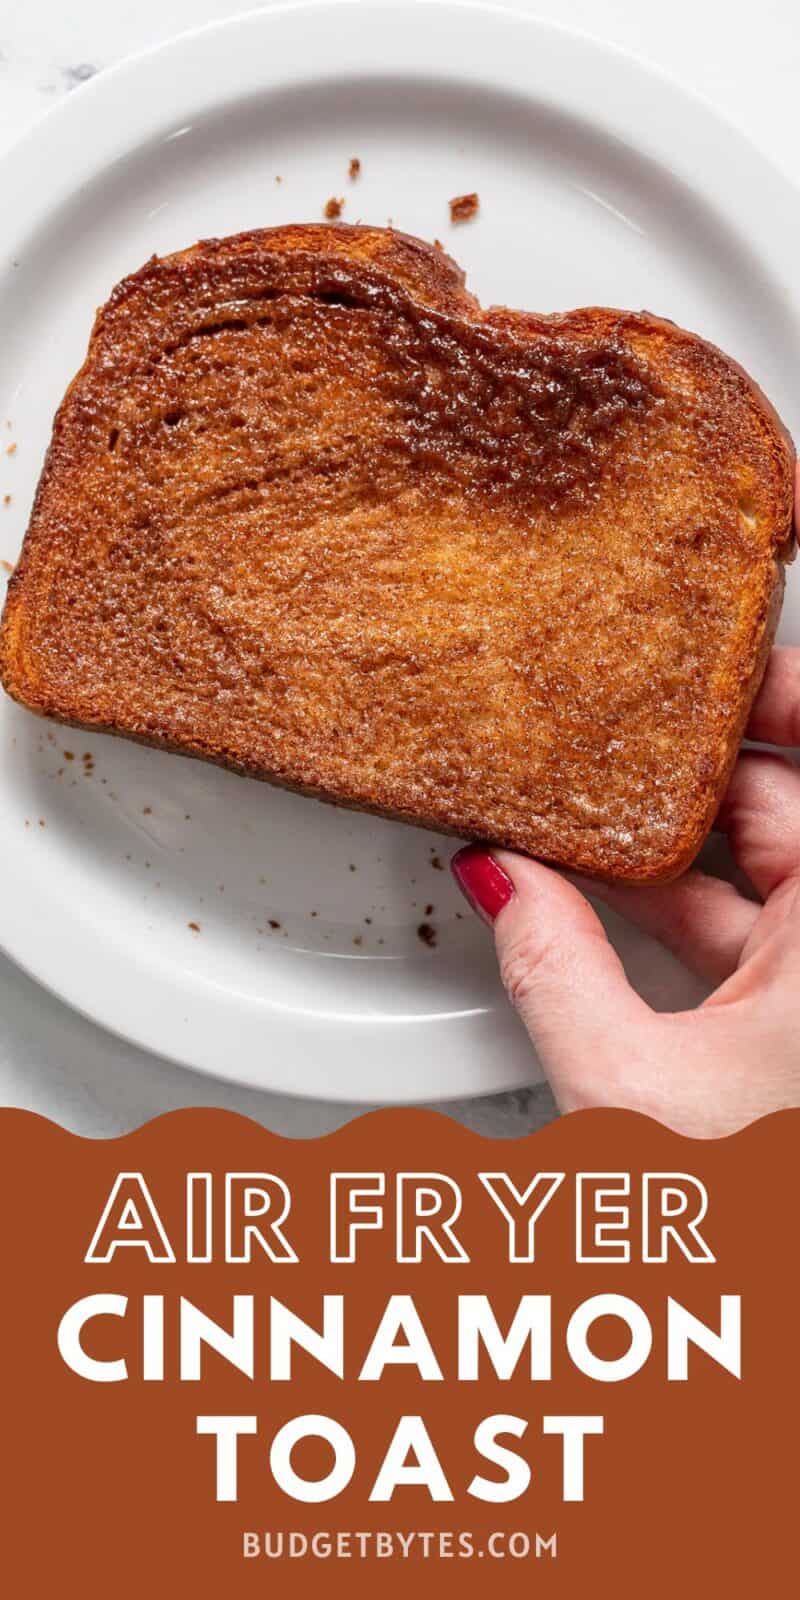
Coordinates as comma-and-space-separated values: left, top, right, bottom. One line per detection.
38, 818, 46, 828
1, 559, 12, 573
456, 911, 463, 919
275, 175, 282, 184
430, 853, 444, 870
311, 909, 318, 917
348, 157, 361, 179
324, 196, 344, 219
268, 918, 281, 930
365, 916, 372, 925
417, 922, 437, 948
63, 63, 98, 90
353, 935, 363, 946
434, 238, 444, 251
449, 191, 479, 223
349, 863, 356, 872
188, 921, 201, 932
63, 750, 74, 761
425, 903, 434, 916
2, 496, 10, 507
145, 861, 151, 869
6, 443, 17, 456
378, 937, 385, 945
184, 813, 191, 821
143, 805, 152, 814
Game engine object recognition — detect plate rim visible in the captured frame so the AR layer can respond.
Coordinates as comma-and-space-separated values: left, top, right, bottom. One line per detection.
1, 0, 798, 1102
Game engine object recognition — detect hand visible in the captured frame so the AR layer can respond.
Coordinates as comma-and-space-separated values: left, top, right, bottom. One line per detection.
451, 496, 800, 1135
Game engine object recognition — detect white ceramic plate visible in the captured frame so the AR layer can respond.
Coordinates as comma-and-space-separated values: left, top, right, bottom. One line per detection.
1, 1, 798, 1101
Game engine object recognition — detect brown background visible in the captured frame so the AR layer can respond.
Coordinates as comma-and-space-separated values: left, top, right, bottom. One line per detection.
1, 1106, 797, 1595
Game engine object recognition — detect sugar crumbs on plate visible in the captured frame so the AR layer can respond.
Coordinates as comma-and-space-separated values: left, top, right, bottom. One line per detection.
449, 191, 479, 223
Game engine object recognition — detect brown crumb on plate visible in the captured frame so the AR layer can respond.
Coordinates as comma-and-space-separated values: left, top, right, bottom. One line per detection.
449, 191, 479, 223
3, 496, 11, 507
188, 921, 201, 932
1, 559, 13, 573
268, 918, 281, 930
6, 443, 17, 456
324, 196, 344, 219
348, 157, 361, 179
417, 921, 437, 948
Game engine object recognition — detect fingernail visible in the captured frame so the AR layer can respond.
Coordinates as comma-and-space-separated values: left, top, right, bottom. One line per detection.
451, 846, 514, 924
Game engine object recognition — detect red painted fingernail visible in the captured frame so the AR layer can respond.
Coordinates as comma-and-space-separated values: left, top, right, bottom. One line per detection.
451, 846, 514, 924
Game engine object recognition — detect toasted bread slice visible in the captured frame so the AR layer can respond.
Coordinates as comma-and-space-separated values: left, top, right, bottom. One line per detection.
0, 225, 794, 881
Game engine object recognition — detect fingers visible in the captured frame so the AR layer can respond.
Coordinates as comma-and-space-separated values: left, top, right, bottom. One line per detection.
716, 750, 800, 897
571, 869, 759, 984
747, 647, 800, 748
452, 846, 652, 1101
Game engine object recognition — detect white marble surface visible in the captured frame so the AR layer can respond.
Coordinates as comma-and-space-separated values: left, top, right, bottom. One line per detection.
0, 0, 796, 1136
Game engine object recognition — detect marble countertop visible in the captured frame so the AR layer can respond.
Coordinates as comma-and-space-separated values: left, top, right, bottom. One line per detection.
0, 0, 796, 1137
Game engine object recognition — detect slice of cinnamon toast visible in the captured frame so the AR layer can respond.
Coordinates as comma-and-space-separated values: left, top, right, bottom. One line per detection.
0, 224, 794, 881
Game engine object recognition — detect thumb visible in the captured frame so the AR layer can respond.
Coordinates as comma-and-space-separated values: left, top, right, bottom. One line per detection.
451, 846, 652, 1105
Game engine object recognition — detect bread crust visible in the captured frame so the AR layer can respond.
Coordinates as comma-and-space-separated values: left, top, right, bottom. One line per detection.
1, 224, 795, 881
